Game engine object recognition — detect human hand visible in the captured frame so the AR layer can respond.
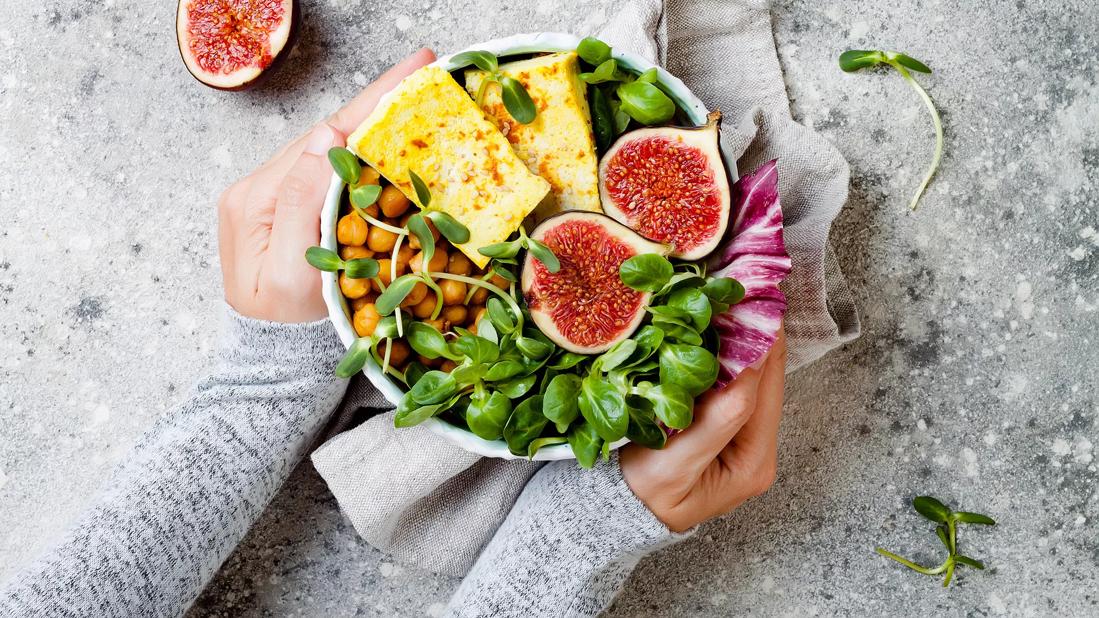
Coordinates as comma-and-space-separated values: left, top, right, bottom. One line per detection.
217, 49, 436, 323
621, 329, 787, 532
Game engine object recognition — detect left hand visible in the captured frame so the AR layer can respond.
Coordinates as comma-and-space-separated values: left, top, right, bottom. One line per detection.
217, 49, 437, 323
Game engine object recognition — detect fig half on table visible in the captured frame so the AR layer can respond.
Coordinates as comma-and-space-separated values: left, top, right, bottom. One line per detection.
176, 0, 300, 90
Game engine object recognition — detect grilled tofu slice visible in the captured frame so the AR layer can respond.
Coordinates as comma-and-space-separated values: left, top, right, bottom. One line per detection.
465, 52, 601, 221
347, 65, 551, 268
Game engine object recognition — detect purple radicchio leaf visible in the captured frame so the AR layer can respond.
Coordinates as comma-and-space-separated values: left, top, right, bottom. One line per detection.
708, 160, 791, 387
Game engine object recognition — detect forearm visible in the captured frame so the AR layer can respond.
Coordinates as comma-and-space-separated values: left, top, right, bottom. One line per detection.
446, 454, 690, 617
0, 309, 347, 618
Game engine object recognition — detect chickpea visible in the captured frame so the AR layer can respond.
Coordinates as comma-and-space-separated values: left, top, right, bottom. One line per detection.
412, 292, 438, 319
340, 272, 371, 299
353, 166, 381, 187
472, 305, 488, 326
373, 259, 397, 292
470, 286, 488, 305
490, 273, 509, 289
353, 303, 381, 337
378, 184, 411, 218
410, 247, 448, 273
447, 252, 473, 276
400, 281, 429, 308
337, 213, 368, 246
380, 339, 411, 367
367, 225, 399, 253
439, 279, 467, 306
355, 203, 380, 219
422, 317, 449, 333
341, 245, 375, 261
349, 293, 378, 312
466, 304, 485, 326
394, 243, 415, 271
418, 354, 441, 368
439, 359, 458, 373
441, 305, 468, 325
409, 218, 440, 249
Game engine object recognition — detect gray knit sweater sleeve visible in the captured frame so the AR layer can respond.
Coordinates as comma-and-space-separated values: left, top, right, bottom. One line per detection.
0, 309, 347, 618
446, 454, 690, 617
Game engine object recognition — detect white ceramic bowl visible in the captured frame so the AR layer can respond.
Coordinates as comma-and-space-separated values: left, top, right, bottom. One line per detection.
321, 32, 725, 460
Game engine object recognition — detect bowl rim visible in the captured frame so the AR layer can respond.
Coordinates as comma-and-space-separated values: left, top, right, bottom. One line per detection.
320, 32, 732, 461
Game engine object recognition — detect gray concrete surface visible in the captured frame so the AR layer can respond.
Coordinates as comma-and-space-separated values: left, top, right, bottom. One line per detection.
1, 0, 1097, 615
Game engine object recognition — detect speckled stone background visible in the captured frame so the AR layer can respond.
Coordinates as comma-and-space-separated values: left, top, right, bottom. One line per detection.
1, 0, 1096, 615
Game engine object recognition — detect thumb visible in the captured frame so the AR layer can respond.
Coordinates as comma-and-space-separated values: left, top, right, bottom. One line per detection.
267, 122, 344, 278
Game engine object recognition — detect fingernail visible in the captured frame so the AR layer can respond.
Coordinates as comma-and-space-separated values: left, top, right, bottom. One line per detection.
304, 123, 337, 155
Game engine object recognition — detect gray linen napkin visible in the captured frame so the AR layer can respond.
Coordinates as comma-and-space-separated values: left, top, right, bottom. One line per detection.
311, 0, 861, 577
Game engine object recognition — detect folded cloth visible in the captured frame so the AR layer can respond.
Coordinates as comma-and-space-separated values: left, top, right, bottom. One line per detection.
311, 0, 861, 577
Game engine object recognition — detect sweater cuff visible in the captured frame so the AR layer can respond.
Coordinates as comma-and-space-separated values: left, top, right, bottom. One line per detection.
220, 305, 346, 363
549, 451, 693, 553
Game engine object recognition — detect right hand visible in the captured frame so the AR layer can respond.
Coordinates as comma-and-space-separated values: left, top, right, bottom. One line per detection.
621, 329, 787, 532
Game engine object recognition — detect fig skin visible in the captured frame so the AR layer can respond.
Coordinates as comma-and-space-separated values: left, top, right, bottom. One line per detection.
520, 211, 668, 355
176, 0, 301, 91
598, 111, 732, 261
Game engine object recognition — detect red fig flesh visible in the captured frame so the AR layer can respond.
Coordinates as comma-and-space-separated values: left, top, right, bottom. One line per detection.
521, 212, 667, 354
176, 0, 299, 90
598, 113, 731, 260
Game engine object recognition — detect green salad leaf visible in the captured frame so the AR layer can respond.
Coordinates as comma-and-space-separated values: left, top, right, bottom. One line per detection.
617, 81, 676, 126
577, 37, 612, 65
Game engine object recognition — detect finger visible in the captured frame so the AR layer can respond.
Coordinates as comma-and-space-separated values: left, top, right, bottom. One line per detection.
653, 362, 768, 483
711, 334, 786, 504
723, 328, 787, 464
217, 179, 251, 300
264, 123, 343, 296
328, 47, 436, 135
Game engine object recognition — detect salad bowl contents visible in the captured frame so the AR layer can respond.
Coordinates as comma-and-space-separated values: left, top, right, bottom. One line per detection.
312, 33, 790, 464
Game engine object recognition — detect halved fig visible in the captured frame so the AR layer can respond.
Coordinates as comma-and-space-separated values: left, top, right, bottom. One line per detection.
176, 0, 300, 90
598, 111, 731, 260
521, 212, 667, 354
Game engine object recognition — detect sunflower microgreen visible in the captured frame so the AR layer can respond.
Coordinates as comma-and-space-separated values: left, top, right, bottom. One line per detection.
839, 49, 942, 210
876, 495, 996, 587
452, 50, 537, 124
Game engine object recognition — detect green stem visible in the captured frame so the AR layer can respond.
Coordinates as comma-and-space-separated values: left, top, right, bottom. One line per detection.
355, 208, 407, 235
889, 62, 943, 211
475, 77, 492, 108
432, 272, 523, 329
381, 336, 393, 376
875, 548, 948, 575
370, 336, 400, 379
463, 271, 495, 304
942, 560, 956, 587
420, 275, 445, 320
392, 234, 407, 337
947, 518, 957, 555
